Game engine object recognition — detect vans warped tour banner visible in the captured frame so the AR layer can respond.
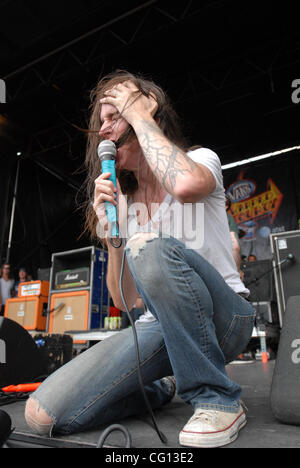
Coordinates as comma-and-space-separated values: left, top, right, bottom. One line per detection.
223, 155, 299, 261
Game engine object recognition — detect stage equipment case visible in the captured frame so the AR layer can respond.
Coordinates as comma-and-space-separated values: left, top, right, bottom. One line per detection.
47, 246, 109, 343
270, 230, 300, 327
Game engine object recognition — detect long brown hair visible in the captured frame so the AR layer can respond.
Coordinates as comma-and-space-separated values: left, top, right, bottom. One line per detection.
83, 70, 188, 241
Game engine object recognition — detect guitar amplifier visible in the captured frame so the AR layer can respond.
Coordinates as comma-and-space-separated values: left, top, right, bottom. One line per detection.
49, 247, 110, 331
48, 291, 90, 344
18, 280, 49, 298
55, 267, 90, 290
4, 296, 48, 331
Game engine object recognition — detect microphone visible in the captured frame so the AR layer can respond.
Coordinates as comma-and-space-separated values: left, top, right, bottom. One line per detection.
278, 253, 295, 267
47, 302, 65, 315
287, 253, 295, 262
0, 410, 12, 448
97, 140, 119, 237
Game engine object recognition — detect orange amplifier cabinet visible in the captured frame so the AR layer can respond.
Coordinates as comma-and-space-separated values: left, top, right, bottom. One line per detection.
4, 296, 48, 331
48, 291, 89, 344
18, 280, 50, 298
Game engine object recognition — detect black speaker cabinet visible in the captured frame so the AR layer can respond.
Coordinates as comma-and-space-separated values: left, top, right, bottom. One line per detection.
241, 259, 275, 303
0, 317, 46, 387
270, 295, 300, 425
270, 231, 300, 327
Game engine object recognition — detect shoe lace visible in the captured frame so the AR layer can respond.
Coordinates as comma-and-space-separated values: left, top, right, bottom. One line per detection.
191, 410, 219, 424
190, 402, 246, 425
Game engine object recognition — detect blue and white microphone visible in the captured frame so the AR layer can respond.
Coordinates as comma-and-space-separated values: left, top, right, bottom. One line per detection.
97, 140, 119, 238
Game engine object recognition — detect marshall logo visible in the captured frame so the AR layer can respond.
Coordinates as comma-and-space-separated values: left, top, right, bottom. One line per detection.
55, 267, 90, 289
65, 274, 79, 280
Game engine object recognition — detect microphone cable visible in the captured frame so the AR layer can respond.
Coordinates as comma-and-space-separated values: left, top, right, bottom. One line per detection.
109, 225, 122, 249
114, 238, 167, 444
96, 423, 132, 448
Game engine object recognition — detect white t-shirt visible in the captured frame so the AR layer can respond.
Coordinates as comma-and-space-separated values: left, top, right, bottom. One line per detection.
0, 277, 15, 306
126, 147, 249, 322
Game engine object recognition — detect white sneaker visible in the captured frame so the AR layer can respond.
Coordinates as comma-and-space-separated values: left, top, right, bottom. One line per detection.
179, 405, 246, 448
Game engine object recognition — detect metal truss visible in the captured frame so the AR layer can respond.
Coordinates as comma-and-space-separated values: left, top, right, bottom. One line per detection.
3, 0, 300, 162
26, 121, 85, 192
4, 0, 300, 110
3, 0, 223, 101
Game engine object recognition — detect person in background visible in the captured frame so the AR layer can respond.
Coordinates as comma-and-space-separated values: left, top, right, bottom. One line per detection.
0, 263, 15, 316
248, 254, 257, 262
14, 267, 29, 296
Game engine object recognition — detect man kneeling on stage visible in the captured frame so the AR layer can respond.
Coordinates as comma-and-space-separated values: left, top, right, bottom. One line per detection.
25, 70, 255, 448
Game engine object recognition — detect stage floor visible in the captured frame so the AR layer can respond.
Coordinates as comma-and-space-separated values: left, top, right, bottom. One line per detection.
3, 360, 300, 448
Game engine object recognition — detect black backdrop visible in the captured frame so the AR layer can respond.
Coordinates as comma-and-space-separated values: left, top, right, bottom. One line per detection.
0, 154, 90, 280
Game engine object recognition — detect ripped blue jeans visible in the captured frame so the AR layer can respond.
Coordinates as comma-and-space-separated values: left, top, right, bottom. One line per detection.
30, 234, 254, 435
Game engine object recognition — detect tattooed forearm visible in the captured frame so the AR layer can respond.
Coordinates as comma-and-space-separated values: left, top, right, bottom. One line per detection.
134, 119, 198, 193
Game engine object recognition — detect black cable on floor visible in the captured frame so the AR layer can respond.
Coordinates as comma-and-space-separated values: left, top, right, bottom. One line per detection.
97, 236, 167, 446
96, 424, 132, 448
118, 244, 167, 444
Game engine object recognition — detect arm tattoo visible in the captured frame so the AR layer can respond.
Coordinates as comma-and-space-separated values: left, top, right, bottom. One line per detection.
135, 120, 197, 192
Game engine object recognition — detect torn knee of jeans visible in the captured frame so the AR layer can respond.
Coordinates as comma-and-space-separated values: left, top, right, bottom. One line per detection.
126, 232, 159, 259
25, 397, 55, 436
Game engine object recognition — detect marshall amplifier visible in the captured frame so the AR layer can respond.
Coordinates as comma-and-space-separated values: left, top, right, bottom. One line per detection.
48, 291, 90, 344
55, 267, 90, 290
48, 247, 110, 334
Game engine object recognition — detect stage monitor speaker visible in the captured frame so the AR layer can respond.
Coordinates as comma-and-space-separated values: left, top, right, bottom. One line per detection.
48, 291, 89, 344
241, 259, 275, 303
4, 296, 48, 331
270, 295, 300, 425
252, 302, 273, 324
0, 317, 46, 387
270, 230, 300, 327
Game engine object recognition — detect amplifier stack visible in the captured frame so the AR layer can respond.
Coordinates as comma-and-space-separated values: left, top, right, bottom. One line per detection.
5, 247, 110, 346
47, 246, 109, 343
